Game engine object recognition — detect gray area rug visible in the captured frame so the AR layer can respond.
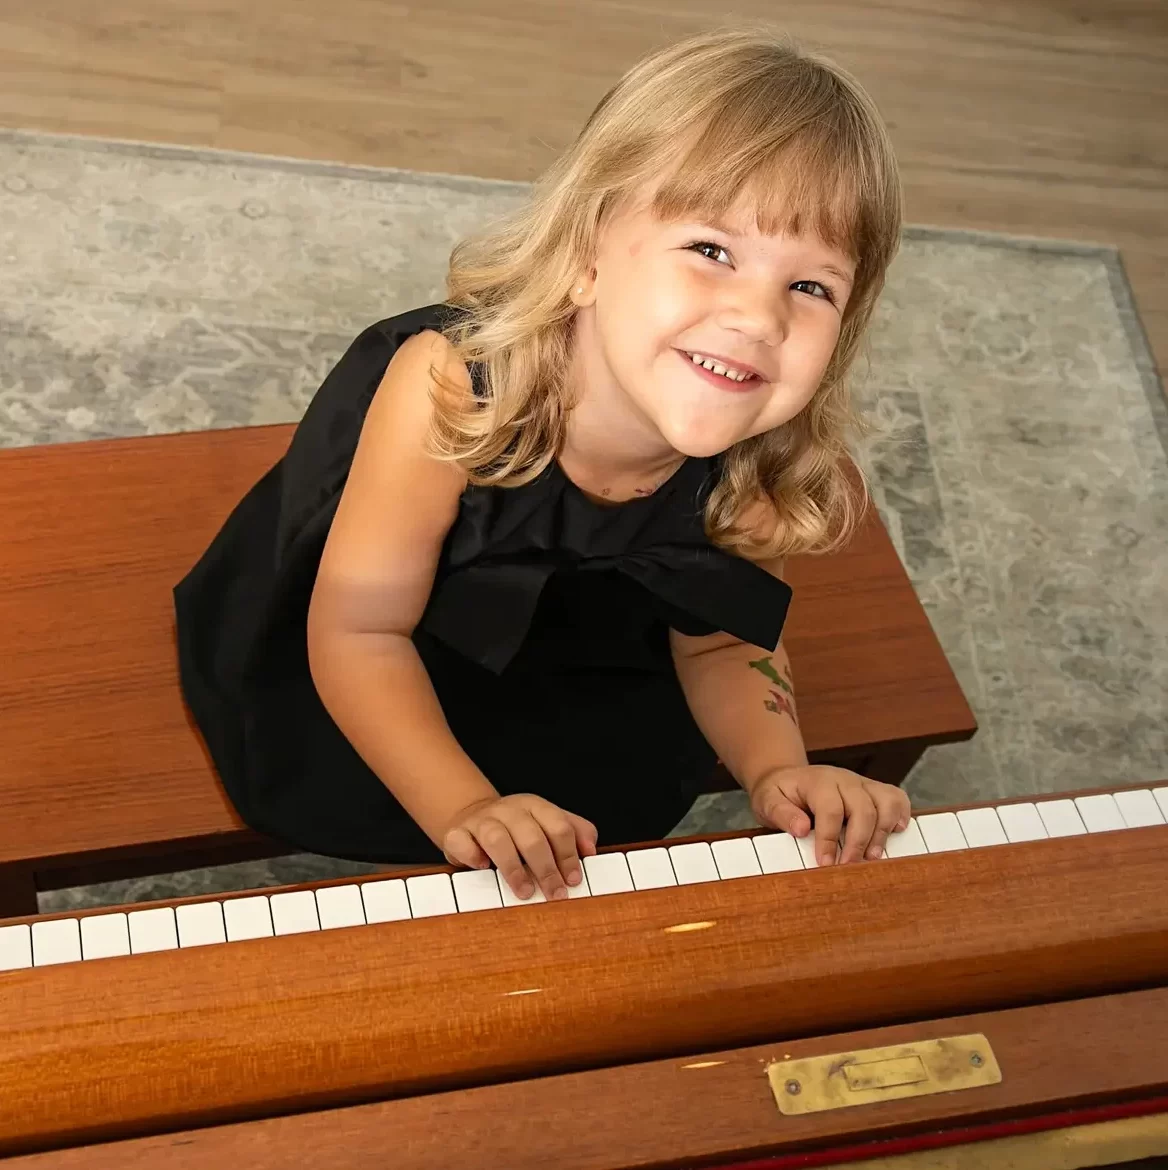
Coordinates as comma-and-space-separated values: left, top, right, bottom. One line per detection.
1, 128, 1165, 913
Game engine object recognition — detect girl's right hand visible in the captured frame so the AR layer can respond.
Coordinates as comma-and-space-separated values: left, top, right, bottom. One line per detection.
442, 794, 598, 902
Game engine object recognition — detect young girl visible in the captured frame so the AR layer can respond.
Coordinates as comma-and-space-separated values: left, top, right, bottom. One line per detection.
175, 25, 912, 904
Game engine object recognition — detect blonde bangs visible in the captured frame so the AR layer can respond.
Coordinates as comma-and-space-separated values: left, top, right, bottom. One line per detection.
657, 118, 861, 253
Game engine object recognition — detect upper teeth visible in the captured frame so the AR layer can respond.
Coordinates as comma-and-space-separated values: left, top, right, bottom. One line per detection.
687, 352, 754, 382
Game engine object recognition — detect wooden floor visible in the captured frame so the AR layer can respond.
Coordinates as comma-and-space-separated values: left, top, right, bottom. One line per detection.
2, 0, 1165, 376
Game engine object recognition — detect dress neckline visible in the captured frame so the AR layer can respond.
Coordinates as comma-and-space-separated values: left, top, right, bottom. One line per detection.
551, 454, 695, 510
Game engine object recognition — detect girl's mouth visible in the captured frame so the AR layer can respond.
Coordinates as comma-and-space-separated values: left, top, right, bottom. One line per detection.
678, 349, 762, 392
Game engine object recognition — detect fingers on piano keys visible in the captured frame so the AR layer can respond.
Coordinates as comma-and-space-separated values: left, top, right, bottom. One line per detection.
2, 786, 1164, 974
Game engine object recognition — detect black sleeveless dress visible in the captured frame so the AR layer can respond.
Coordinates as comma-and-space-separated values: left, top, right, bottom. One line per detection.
174, 302, 792, 865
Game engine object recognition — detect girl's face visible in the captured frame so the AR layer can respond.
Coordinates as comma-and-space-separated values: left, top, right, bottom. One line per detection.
576, 182, 857, 459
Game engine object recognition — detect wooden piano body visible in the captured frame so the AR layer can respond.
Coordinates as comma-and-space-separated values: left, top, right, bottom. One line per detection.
2, 782, 1167, 1168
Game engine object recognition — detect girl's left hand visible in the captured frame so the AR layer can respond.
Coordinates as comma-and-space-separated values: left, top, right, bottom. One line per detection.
748, 764, 912, 867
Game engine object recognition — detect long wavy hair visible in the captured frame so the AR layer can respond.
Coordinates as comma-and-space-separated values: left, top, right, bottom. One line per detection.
428, 23, 903, 559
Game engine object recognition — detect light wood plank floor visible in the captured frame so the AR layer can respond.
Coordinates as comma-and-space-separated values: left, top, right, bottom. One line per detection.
2, 0, 1165, 376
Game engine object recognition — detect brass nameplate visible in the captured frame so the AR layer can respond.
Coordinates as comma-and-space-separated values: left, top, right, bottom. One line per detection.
766, 1033, 1000, 1115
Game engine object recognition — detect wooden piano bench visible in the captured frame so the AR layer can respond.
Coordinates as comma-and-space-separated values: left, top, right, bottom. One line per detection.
0, 425, 976, 920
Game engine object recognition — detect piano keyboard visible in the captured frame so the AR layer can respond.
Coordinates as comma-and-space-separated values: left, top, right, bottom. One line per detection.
3, 785, 1165, 972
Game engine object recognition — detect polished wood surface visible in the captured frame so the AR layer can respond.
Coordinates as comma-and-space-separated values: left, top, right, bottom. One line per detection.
0, 424, 974, 878
0, 816, 1165, 1157
1, 2, 1164, 381
7, 988, 1167, 1170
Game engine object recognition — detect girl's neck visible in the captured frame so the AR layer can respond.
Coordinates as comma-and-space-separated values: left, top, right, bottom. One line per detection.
559, 316, 684, 494
560, 406, 684, 482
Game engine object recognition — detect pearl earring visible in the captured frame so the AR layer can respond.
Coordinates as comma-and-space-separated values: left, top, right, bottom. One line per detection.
576, 287, 583, 294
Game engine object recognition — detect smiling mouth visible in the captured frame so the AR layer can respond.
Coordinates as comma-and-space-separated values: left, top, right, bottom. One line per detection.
677, 349, 763, 391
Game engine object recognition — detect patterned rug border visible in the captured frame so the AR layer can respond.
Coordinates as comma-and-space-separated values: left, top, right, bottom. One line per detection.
5, 124, 1165, 454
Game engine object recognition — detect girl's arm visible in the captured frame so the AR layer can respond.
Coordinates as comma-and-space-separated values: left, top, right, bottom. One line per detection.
306, 328, 500, 847
671, 554, 911, 866
669, 556, 809, 801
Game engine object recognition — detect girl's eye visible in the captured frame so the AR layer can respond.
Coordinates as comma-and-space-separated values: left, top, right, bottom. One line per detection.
792, 279, 836, 305
688, 240, 730, 265
688, 243, 838, 306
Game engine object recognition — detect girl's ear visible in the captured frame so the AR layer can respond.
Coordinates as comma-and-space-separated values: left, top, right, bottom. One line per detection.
570, 267, 598, 306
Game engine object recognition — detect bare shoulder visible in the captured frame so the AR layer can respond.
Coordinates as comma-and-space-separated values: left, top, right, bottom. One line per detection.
373, 325, 471, 419
352, 327, 470, 477
411, 325, 472, 386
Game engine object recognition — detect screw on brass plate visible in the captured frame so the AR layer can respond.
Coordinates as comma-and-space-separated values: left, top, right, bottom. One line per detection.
785, 1079, 801, 1095
969, 1052, 984, 1067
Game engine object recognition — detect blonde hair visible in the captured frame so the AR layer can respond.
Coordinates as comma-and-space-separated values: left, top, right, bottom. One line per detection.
430, 23, 903, 559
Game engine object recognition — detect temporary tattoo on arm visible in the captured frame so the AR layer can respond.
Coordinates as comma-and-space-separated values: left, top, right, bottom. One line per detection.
764, 688, 798, 722
749, 656, 798, 725
748, 655, 794, 695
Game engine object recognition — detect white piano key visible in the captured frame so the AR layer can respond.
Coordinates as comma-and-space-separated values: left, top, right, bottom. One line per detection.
1074, 793, 1125, 833
224, 896, 274, 941
1155, 788, 1168, 820
582, 852, 634, 896
406, 873, 457, 917
80, 913, 130, 959
996, 802, 1048, 843
917, 812, 968, 853
32, 918, 82, 966
627, 847, 677, 889
1113, 789, 1166, 828
884, 819, 928, 858
668, 842, 719, 885
795, 833, 820, 868
499, 872, 546, 907
361, 879, 412, 924
794, 831, 846, 867
128, 907, 179, 953
270, 890, 320, 935
452, 868, 505, 911
176, 901, 227, 947
0, 923, 32, 971
751, 833, 805, 873
1037, 799, 1087, 838
957, 807, 1009, 847
566, 867, 592, 898
711, 837, 763, 880
314, 884, 366, 930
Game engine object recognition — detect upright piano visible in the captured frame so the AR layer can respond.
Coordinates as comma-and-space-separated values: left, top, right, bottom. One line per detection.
1, 781, 1167, 1168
